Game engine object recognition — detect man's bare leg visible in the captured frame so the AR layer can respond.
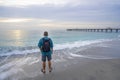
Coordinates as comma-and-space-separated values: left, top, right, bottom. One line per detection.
48, 61, 52, 72
42, 62, 46, 73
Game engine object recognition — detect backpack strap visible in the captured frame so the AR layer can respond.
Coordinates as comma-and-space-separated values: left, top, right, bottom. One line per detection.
42, 37, 50, 41
42, 38, 50, 44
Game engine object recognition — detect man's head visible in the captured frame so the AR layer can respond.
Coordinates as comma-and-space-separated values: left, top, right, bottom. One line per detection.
44, 31, 48, 36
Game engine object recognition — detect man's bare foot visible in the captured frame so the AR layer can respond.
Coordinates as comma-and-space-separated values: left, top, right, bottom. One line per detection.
41, 69, 46, 74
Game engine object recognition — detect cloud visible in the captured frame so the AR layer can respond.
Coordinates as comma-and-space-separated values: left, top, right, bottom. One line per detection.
0, 0, 120, 31
1, 3, 120, 22
0, 0, 120, 28
0, 0, 72, 7
0, 0, 120, 7
0, 18, 32, 23
0, 18, 119, 30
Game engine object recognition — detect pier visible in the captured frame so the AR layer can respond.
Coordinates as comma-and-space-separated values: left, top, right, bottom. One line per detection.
67, 28, 120, 33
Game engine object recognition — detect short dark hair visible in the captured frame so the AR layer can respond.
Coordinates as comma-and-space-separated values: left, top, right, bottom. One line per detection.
44, 31, 48, 36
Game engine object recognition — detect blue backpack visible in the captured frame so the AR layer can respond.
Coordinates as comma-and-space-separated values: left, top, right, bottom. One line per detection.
42, 38, 50, 52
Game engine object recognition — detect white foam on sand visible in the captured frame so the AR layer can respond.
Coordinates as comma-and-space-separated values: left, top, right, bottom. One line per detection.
54, 39, 112, 50
0, 57, 40, 80
0, 39, 112, 56
0, 49, 39, 56
53, 58, 66, 63
0, 55, 11, 65
28, 57, 40, 65
69, 53, 113, 59
0, 68, 23, 80
69, 53, 85, 58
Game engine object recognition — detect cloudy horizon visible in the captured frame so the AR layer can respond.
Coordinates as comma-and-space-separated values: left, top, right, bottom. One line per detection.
0, 0, 120, 30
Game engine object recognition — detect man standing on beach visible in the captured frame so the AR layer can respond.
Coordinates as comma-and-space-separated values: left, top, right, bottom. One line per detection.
38, 31, 53, 73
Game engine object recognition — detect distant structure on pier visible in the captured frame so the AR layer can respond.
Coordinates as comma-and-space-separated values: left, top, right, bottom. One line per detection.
67, 28, 120, 33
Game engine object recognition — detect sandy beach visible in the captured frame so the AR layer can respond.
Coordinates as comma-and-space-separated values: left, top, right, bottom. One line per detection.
1, 39, 120, 80
1, 54, 120, 80
22, 58, 120, 80
18, 40, 120, 80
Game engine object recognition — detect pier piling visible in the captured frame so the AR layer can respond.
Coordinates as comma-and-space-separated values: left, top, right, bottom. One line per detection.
67, 28, 120, 33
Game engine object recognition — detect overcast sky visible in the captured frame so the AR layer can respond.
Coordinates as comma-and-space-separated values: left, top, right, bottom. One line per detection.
0, 0, 120, 30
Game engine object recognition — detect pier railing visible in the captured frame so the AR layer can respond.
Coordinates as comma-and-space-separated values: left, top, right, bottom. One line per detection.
67, 28, 120, 33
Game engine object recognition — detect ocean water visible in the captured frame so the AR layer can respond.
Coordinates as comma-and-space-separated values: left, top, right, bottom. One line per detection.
0, 29, 120, 80
0, 29, 120, 56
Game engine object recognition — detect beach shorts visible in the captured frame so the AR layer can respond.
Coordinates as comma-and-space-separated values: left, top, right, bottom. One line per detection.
42, 54, 52, 62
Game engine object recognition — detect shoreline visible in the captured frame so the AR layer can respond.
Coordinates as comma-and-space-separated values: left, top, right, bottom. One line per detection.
0, 39, 120, 80
26, 58, 120, 80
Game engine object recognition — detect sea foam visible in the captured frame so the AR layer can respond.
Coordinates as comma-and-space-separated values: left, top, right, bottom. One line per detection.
0, 39, 112, 56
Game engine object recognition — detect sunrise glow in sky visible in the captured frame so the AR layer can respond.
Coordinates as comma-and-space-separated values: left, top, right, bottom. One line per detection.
0, 0, 120, 30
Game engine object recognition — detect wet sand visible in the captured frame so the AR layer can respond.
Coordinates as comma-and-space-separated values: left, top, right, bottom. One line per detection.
25, 40, 120, 80
1, 40, 120, 80
26, 59, 120, 80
